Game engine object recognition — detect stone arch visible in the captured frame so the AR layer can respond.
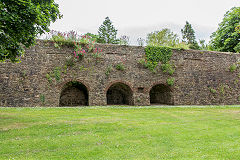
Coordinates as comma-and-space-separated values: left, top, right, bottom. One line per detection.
149, 84, 173, 105
106, 82, 134, 105
59, 81, 89, 106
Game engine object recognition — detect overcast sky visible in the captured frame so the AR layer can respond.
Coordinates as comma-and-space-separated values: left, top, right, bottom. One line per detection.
49, 0, 240, 45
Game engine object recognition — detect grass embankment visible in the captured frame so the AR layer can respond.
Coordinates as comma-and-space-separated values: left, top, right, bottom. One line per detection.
0, 106, 240, 159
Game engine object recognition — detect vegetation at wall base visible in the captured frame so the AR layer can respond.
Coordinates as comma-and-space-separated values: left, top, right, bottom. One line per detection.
1, 107, 240, 159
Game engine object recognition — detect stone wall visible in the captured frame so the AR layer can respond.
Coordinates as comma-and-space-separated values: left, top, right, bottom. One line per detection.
1, 40, 240, 107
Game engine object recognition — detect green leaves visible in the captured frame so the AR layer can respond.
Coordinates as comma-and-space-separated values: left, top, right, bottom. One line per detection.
142, 46, 174, 74
0, 0, 61, 62
210, 7, 240, 53
181, 21, 199, 50
97, 17, 119, 44
146, 28, 179, 47
145, 46, 173, 64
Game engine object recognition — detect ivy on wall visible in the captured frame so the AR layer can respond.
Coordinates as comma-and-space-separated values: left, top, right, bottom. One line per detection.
139, 46, 176, 86
145, 46, 173, 63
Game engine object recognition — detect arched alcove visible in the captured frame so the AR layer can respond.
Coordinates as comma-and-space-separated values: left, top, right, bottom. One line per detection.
150, 84, 173, 105
59, 81, 88, 106
106, 82, 133, 105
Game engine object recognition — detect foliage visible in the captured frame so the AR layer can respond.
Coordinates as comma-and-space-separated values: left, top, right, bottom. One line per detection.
49, 30, 77, 48
79, 35, 92, 45
0, 0, 61, 62
161, 62, 175, 75
20, 70, 27, 78
147, 28, 179, 47
209, 7, 240, 52
54, 67, 61, 82
97, 17, 119, 44
137, 38, 145, 46
234, 43, 240, 53
92, 47, 103, 59
181, 21, 200, 50
141, 45, 176, 85
40, 94, 45, 104
199, 39, 208, 50
115, 63, 125, 71
236, 24, 240, 32
105, 65, 113, 76
167, 77, 175, 86
50, 30, 78, 41
46, 74, 52, 83
229, 63, 238, 72
83, 33, 99, 42
174, 42, 190, 50
65, 56, 75, 67
138, 59, 158, 73
210, 88, 217, 94
119, 35, 130, 45
73, 42, 86, 60
145, 46, 173, 64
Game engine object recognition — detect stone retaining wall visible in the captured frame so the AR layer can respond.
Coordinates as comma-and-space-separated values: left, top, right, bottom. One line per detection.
1, 40, 240, 107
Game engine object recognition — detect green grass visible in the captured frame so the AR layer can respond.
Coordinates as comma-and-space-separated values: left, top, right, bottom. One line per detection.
1, 106, 240, 159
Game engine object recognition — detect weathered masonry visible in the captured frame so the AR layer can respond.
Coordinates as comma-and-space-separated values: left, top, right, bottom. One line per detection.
1, 40, 240, 107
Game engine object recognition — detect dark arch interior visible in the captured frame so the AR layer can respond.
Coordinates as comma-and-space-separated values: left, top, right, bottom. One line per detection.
59, 81, 88, 106
150, 84, 173, 105
107, 82, 133, 105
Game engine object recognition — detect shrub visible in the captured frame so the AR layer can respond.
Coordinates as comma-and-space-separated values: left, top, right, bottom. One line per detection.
116, 63, 125, 71
40, 94, 45, 104
210, 88, 217, 94
229, 64, 237, 72
54, 67, 61, 82
65, 56, 75, 67
138, 58, 158, 73
92, 47, 103, 59
167, 77, 175, 86
46, 74, 52, 84
105, 65, 113, 76
161, 62, 175, 75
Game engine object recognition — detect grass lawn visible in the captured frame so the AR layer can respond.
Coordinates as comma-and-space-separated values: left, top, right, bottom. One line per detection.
1, 106, 240, 159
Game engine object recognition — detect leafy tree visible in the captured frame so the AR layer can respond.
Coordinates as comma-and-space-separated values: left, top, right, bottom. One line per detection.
199, 39, 208, 50
146, 28, 179, 47
83, 33, 99, 42
209, 7, 240, 53
0, 0, 61, 62
236, 24, 240, 33
181, 21, 199, 49
97, 17, 119, 44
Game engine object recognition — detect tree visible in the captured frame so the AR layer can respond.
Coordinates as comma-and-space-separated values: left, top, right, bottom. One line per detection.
199, 39, 208, 50
0, 0, 61, 62
97, 17, 119, 44
181, 21, 199, 49
146, 28, 179, 47
209, 7, 240, 53
236, 24, 240, 33
84, 33, 99, 42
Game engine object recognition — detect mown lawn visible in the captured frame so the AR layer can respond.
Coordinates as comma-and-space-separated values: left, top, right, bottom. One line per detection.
0, 106, 240, 159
